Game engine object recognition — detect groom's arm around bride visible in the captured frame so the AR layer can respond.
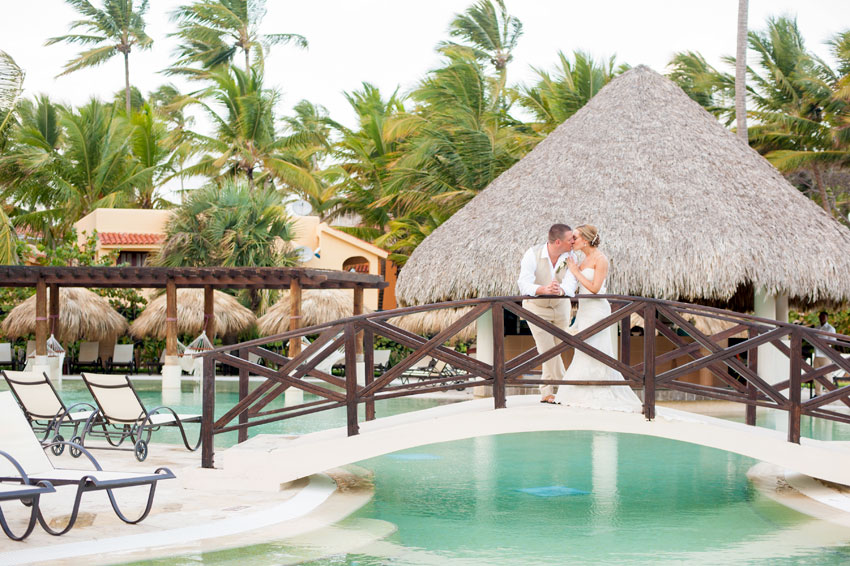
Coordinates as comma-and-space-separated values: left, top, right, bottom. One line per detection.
516, 224, 579, 403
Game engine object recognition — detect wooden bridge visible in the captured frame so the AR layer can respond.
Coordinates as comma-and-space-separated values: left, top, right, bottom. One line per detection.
198, 296, 850, 479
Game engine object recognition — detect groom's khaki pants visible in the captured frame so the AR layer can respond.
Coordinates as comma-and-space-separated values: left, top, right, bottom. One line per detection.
522, 299, 571, 397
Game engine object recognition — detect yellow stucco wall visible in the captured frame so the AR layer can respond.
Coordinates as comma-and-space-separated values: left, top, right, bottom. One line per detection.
75, 209, 173, 253
74, 210, 389, 311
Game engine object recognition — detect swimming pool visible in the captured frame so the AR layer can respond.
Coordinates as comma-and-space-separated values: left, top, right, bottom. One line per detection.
0, 379, 457, 448
131, 431, 850, 565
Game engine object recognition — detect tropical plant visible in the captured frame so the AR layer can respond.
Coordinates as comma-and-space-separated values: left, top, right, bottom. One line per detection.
152, 179, 297, 310
438, 0, 522, 102
520, 50, 628, 133
168, 0, 307, 75
0, 50, 25, 264
128, 103, 175, 208
667, 51, 735, 124
743, 17, 849, 213
152, 179, 297, 268
46, 0, 152, 116
0, 97, 152, 243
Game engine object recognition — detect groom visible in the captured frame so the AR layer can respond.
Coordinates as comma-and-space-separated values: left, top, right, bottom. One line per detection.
517, 224, 578, 404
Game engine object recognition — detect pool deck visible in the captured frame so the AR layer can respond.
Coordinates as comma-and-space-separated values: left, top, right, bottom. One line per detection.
5, 396, 850, 564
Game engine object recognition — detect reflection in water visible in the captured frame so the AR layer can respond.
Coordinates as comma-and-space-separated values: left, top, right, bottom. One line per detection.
591, 433, 618, 529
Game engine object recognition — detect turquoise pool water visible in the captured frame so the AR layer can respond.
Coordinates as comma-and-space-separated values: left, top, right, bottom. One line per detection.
137, 432, 850, 565
0, 379, 454, 448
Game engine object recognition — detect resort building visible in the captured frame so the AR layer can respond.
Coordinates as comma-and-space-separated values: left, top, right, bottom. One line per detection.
74, 208, 397, 311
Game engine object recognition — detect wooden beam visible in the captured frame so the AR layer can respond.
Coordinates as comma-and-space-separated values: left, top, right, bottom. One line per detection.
289, 279, 302, 357
165, 278, 177, 359
35, 278, 47, 356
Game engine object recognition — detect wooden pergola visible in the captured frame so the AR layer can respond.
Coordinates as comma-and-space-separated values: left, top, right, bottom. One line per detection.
0, 266, 386, 361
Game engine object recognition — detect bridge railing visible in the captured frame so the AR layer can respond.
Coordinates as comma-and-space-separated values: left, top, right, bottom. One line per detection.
198, 296, 850, 468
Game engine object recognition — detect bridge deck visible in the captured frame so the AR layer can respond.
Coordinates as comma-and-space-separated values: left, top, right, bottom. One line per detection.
206, 396, 850, 488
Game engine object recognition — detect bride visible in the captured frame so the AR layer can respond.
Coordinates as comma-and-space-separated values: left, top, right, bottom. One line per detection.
554, 224, 643, 412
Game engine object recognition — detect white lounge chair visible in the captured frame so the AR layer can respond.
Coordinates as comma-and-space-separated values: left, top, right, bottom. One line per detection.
0, 392, 173, 536
1, 370, 99, 454
0, 343, 16, 371
80, 373, 201, 461
107, 343, 137, 374
71, 341, 101, 372
0, 451, 55, 541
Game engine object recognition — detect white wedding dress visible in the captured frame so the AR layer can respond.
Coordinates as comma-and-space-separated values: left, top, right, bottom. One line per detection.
554, 268, 643, 412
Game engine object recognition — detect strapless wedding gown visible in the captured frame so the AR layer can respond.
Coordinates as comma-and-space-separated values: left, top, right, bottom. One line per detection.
554, 268, 643, 412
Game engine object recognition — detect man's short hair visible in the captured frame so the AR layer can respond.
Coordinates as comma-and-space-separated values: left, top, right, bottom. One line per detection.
820, 311, 829, 318
548, 224, 572, 242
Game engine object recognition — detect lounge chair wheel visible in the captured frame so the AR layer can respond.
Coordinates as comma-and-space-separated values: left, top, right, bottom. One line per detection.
134, 439, 148, 462
50, 435, 64, 456
69, 436, 83, 458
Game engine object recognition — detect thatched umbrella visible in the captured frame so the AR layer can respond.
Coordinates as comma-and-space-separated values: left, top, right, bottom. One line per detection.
258, 289, 370, 335
397, 65, 850, 308
130, 289, 255, 339
1, 288, 127, 343
388, 306, 476, 344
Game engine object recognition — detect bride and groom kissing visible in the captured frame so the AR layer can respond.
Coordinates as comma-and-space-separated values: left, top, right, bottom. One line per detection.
517, 223, 642, 412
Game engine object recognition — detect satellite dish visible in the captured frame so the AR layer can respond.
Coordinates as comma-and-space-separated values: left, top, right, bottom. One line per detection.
294, 245, 315, 263
289, 199, 313, 216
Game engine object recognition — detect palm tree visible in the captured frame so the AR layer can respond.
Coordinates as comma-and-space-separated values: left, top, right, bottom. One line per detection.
0, 50, 25, 264
168, 0, 307, 75
519, 51, 628, 133
667, 51, 735, 124
331, 83, 413, 237
179, 65, 320, 193
128, 103, 175, 208
735, 0, 749, 144
0, 98, 152, 243
152, 179, 297, 309
439, 0, 522, 104
744, 17, 844, 213
46, 0, 152, 116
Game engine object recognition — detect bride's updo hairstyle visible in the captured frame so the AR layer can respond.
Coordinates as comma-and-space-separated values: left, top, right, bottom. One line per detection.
576, 224, 601, 247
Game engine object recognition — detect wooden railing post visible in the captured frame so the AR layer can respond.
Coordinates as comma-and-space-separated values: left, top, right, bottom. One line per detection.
746, 327, 758, 426
344, 323, 359, 436
643, 302, 656, 420
492, 302, 506, 409
201, 354, 216, 468
238, 348, 249, 443
364, 327, 375, 421
788, 329, 802, 444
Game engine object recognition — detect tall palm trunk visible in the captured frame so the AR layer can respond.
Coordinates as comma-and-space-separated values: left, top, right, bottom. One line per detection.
735, 0, 748, 144
123, 50, 131, 116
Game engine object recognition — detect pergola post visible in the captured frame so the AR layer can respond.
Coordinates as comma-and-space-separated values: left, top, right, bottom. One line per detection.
48, 284, 60, 338
285, 278, 304, 405
203, 285, 215, 340
34, 278, 49, 378
162, 277, 181, 390
353, 286, 365, 385
288, 278, 302, 357
47, 283, 62, 382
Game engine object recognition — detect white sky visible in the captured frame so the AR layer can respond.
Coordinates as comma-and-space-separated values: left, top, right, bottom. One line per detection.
3, 0, 849, 196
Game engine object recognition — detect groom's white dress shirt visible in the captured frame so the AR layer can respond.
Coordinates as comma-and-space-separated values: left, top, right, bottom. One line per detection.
517, 245, 578, 297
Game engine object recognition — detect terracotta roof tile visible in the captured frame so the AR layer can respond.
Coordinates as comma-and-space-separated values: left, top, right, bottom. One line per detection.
98, 232, 165, 246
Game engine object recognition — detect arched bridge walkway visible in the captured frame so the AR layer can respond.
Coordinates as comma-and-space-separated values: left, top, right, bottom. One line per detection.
198, 295, 850, 484
214, 395, 850, 487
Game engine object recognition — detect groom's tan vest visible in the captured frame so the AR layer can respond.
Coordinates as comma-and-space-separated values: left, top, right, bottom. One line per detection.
522, 244, 571, 317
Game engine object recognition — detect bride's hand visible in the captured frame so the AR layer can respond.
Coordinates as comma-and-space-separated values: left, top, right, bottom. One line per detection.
566, 257, 579, 275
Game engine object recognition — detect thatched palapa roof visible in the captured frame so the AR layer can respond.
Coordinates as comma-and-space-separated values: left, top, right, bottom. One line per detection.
389, 307, 476, 344
130, 289, 255, 339
1, 288, 127, 343
397, 65, 850, 307
258, 290, 370, 336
